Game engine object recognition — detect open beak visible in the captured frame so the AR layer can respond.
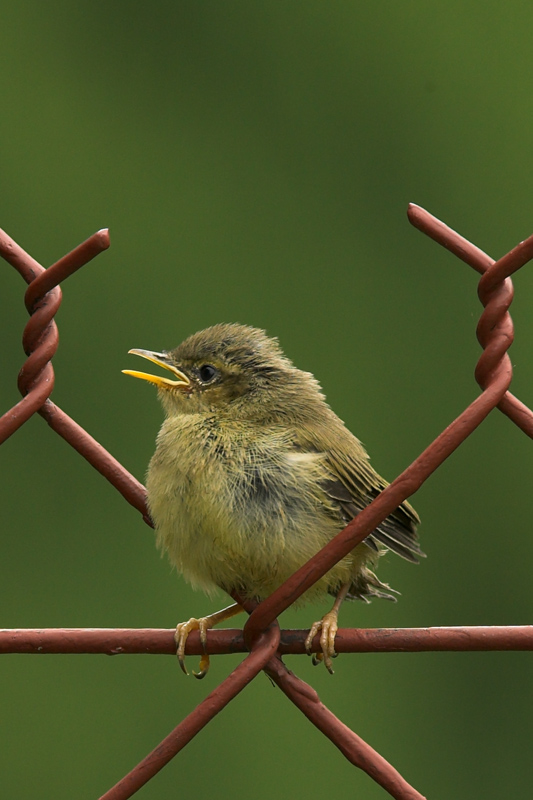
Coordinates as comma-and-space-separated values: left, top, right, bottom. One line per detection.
122, 349, 191, 390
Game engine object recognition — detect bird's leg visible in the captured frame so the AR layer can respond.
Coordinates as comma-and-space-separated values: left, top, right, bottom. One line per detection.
175, 602, 244, 679
305, 582, 351, 674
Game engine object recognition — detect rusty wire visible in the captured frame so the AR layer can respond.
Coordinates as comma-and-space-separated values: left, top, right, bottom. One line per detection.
1, 205, 533, 800
2, 625, 533, 655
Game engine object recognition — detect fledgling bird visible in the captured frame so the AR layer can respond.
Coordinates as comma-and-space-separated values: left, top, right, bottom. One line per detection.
123, 323, 422, 677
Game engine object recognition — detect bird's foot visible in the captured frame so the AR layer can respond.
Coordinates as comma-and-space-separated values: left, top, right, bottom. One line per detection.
174, 603, 244, 679
305, 610, 339, 674
175, 617, 211, 679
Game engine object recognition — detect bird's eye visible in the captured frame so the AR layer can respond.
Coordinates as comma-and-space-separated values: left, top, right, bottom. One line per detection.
198, 364, 219, 384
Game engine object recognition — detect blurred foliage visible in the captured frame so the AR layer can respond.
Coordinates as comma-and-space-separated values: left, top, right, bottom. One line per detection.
1, 2, 533, 798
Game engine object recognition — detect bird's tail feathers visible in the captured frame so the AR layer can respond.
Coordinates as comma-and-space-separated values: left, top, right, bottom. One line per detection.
344, 567, 400, 603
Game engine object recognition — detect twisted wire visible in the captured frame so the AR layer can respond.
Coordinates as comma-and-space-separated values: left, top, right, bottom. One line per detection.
0, 228, 150, 521
0, 228, 110, 442
407, 204, 533, 437
0, 237, 57, 439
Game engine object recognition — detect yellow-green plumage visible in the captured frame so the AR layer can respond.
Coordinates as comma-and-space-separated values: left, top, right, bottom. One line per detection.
141, 323, 422, 607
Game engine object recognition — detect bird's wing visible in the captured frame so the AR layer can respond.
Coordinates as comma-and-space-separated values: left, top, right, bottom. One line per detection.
295, 418, 423, 564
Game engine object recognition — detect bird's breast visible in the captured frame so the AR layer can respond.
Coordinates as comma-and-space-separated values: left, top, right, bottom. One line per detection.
146, 414, 350, 598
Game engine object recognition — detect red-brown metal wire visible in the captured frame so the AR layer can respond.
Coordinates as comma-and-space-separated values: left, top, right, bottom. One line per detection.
3, 625, 533, 655
99, 622, 282, 800
1, 206, 533, 800
408, 204, 533, 437
0, 227, 151, 522
264, 654, 425, 800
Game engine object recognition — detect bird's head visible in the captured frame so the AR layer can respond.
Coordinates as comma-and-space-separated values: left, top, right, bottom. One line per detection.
123, 323, 325, 421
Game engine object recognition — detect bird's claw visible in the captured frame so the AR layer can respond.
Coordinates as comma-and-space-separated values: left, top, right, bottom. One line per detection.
304, 611, 339, 674
192, 652, 210, 680
175, 617, 211, 679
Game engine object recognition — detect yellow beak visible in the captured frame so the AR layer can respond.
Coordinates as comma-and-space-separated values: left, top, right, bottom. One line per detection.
122, 349, 191, 390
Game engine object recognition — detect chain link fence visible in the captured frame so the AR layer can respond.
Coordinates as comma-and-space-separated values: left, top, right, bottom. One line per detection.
1, 204, 532, 799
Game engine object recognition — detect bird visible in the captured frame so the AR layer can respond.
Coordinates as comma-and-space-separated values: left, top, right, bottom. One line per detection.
123, 323, 422, 677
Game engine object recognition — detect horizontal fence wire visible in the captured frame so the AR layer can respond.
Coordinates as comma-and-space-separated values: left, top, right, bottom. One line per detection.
2, 626, 533, 655
1, 205, 533, 800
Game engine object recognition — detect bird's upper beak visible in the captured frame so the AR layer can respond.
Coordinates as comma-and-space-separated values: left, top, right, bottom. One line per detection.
122, 349, 191, 390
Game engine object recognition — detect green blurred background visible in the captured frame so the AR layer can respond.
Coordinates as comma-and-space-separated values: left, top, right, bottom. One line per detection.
1, 3, 533, 798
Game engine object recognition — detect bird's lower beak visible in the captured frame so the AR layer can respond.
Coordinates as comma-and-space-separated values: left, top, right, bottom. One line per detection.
122, 349, 191, 390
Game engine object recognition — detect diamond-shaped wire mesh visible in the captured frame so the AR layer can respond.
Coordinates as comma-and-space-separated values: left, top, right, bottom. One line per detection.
1, 205, 532, 800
